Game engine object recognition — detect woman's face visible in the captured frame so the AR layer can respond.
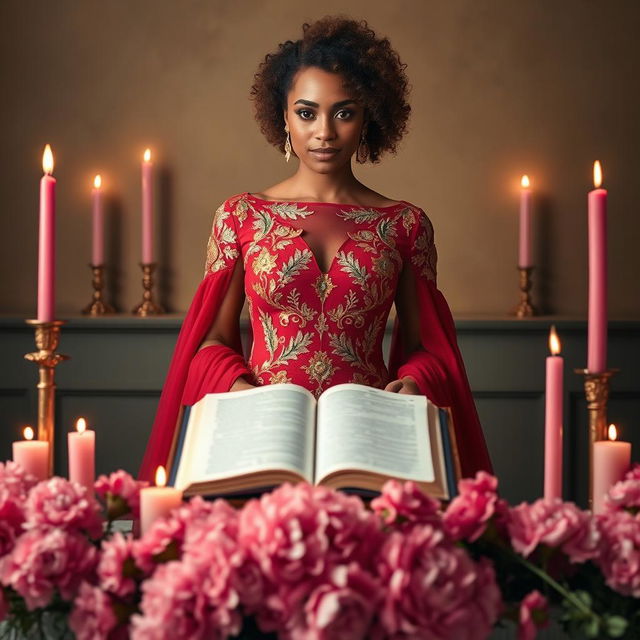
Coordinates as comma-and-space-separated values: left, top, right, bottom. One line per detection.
284, 66, 365, 172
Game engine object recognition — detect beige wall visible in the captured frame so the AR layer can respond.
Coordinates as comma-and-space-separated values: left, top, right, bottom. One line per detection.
1, 0, 639, 316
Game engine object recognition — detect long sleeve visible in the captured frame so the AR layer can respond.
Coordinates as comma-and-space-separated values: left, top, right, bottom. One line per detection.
138, 197, 252, 482
388, 208, 493, 479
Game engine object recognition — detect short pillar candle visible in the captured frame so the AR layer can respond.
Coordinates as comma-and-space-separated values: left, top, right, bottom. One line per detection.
68, 418, 95, 497
139, 466, 182, 536
13, 426, 49, 481
593, 424, 631, 514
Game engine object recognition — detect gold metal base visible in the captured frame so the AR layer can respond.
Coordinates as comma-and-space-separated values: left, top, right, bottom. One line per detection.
132, 262, 165, 316
513, 266, 536, 318
575, 368, 618, 511
82, 264, 115, 315
24, 320, 70, 476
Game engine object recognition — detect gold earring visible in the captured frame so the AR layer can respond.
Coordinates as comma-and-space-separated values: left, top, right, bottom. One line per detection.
284, 125, 292, 163
357, 128, 367, 163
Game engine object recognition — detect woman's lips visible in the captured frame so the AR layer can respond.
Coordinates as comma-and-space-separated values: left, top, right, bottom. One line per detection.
309, 149, 340, 160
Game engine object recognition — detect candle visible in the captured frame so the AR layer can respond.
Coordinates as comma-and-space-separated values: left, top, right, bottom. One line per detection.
593, 424, 631, 514
544, 325, 563, 500
141, 148, 153, 264
38, 145, 56, 322
518, 175, 532, 268
140, 466, 182, 536
12, 426, 49, 481
588, 161, 607, 373
68, 418, 95, 497
92, 175, 104, 266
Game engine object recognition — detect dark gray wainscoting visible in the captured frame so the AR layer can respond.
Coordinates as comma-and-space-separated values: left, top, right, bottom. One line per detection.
1, 315, 638, 508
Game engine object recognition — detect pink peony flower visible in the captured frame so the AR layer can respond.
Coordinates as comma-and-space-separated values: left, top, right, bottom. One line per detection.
24, 477, 102, 538
371, 479, 442, 531
507, 498, 600, 562
376, 524, 502, 639
294, 563, 381, 640
98, 531, 140, 598
518, 590, 549, 640
130, 559, 241, 640
443, 471, 507, 542
0, 461, 36, 556
0, 520, 19, 559
595, 510, 640, 597
95, 470, 148, 519
0, 528, 98, 609
69, 582, 119, 640
0, 461, 38, 498
623, 463, 640, 482
604, 477, 640, 515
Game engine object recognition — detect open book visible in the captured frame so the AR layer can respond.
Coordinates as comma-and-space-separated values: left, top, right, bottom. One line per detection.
169, 383, 461, 501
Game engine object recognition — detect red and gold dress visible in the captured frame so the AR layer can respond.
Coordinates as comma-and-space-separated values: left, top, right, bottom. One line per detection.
139, 192, 493, 481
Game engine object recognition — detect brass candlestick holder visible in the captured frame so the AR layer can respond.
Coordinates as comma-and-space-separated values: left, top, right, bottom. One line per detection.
575, 368, 618, 511
132, 262, 165, 316
24, 320, 70, 476
82, 264, 115, 315
513, 266, 536, 318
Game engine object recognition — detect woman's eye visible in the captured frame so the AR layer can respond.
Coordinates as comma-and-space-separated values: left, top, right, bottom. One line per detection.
296, 109, 314, 120
336, 110, 353, 119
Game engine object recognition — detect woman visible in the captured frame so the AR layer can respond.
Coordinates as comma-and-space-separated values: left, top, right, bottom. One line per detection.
139, 16, 493, 482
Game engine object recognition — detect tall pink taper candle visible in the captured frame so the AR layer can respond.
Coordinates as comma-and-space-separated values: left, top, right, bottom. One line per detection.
38, 145, 56, 322
544, 325, 563, 500
588, 160, 607, 373
518, 175, 532, 268
140, 466, 182, 535
92, 175, 104, 266
68, 418, 95, 498
141, 148, 154, 264
593, 424, 630, 514
12, 426, 49, 481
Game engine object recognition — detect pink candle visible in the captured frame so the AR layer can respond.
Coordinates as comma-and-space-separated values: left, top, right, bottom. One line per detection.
92, 175, 104, 266
588, 161, 607, 373
68, 418, 95, 497
141, 149, 154, 264
544, 326, 563, 499
518, 175, 532, 268
593, 424, 631, 514
140, 466, 182, 536
12, 426, 49, 481
37, 145, 56, 322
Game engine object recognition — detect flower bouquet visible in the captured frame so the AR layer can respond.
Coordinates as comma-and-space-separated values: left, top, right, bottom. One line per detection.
1, 460, 639, 639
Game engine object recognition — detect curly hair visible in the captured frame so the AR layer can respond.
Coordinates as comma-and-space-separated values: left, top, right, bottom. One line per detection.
249, 15, 411, 164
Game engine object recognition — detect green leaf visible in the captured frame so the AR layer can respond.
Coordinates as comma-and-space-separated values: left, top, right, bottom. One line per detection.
604, 615, 628, 638
584, 617, 600, 638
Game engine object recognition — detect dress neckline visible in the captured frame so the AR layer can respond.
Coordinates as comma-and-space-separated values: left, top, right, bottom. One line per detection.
245, 191, 407, 210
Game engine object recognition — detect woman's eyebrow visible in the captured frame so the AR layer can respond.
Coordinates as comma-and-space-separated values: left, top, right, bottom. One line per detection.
293, 99, 356, 108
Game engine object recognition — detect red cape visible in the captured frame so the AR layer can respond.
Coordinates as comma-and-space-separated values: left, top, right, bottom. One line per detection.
139, 270, 493, 483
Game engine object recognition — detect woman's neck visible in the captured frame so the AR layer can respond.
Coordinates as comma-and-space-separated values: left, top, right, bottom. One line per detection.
283, 162, 364, 202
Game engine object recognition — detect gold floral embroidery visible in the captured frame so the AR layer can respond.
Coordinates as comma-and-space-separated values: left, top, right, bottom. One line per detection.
271, 370, 293, 384
204, 203, 239, 275
302, 351, 338, 389
253, 247, 277, 275
410, 211, 437, 282
314, 312, 329, 337
314, 273, 335, 302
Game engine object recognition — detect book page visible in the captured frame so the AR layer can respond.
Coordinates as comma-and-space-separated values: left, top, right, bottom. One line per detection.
315, 384, 434, 483
176, 385, 316, 487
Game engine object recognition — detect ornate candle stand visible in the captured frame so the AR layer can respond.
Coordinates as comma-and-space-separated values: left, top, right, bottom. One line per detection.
24, 320, 69, 475
513, 267, 536, 318
575, 368, 618, 510
132, 262, 165, 316
82, 264, 115, 315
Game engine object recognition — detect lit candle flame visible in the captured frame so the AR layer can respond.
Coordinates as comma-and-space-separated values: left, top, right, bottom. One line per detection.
155, 465, 167, 487
548, 325, 561, 355
143, 148, 151, 163
593, 161, 603, 188
521, 175, 530, 189
23, 426, 34, 441
608, 424, 618, 441
75, 418, 87, 434
94, 174, 102, 189
42, 145, 54, 175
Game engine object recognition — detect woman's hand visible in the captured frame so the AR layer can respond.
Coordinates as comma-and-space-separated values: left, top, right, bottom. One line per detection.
230, 375, 257, 392
384, 376, 421, 395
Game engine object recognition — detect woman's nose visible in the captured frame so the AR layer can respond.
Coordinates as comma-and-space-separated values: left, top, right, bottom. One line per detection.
314, 115, 337, 140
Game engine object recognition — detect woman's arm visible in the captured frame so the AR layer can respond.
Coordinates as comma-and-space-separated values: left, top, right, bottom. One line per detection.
198, 258, 255, 392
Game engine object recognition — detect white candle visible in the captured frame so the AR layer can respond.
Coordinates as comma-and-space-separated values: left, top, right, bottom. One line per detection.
518, 175, 532, 268
68, 417, 95, 497
544, 326, 563, 500
139, 466, 182, 536
12, 426, 49, 481
593, 424, 631, 514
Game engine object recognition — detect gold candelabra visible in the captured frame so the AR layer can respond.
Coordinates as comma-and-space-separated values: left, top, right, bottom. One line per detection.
132, 262, 165, 316
513, 266, 536, 318
24, 320, 69, 475
575, 368, 618, 511
82, 264, 115, 315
